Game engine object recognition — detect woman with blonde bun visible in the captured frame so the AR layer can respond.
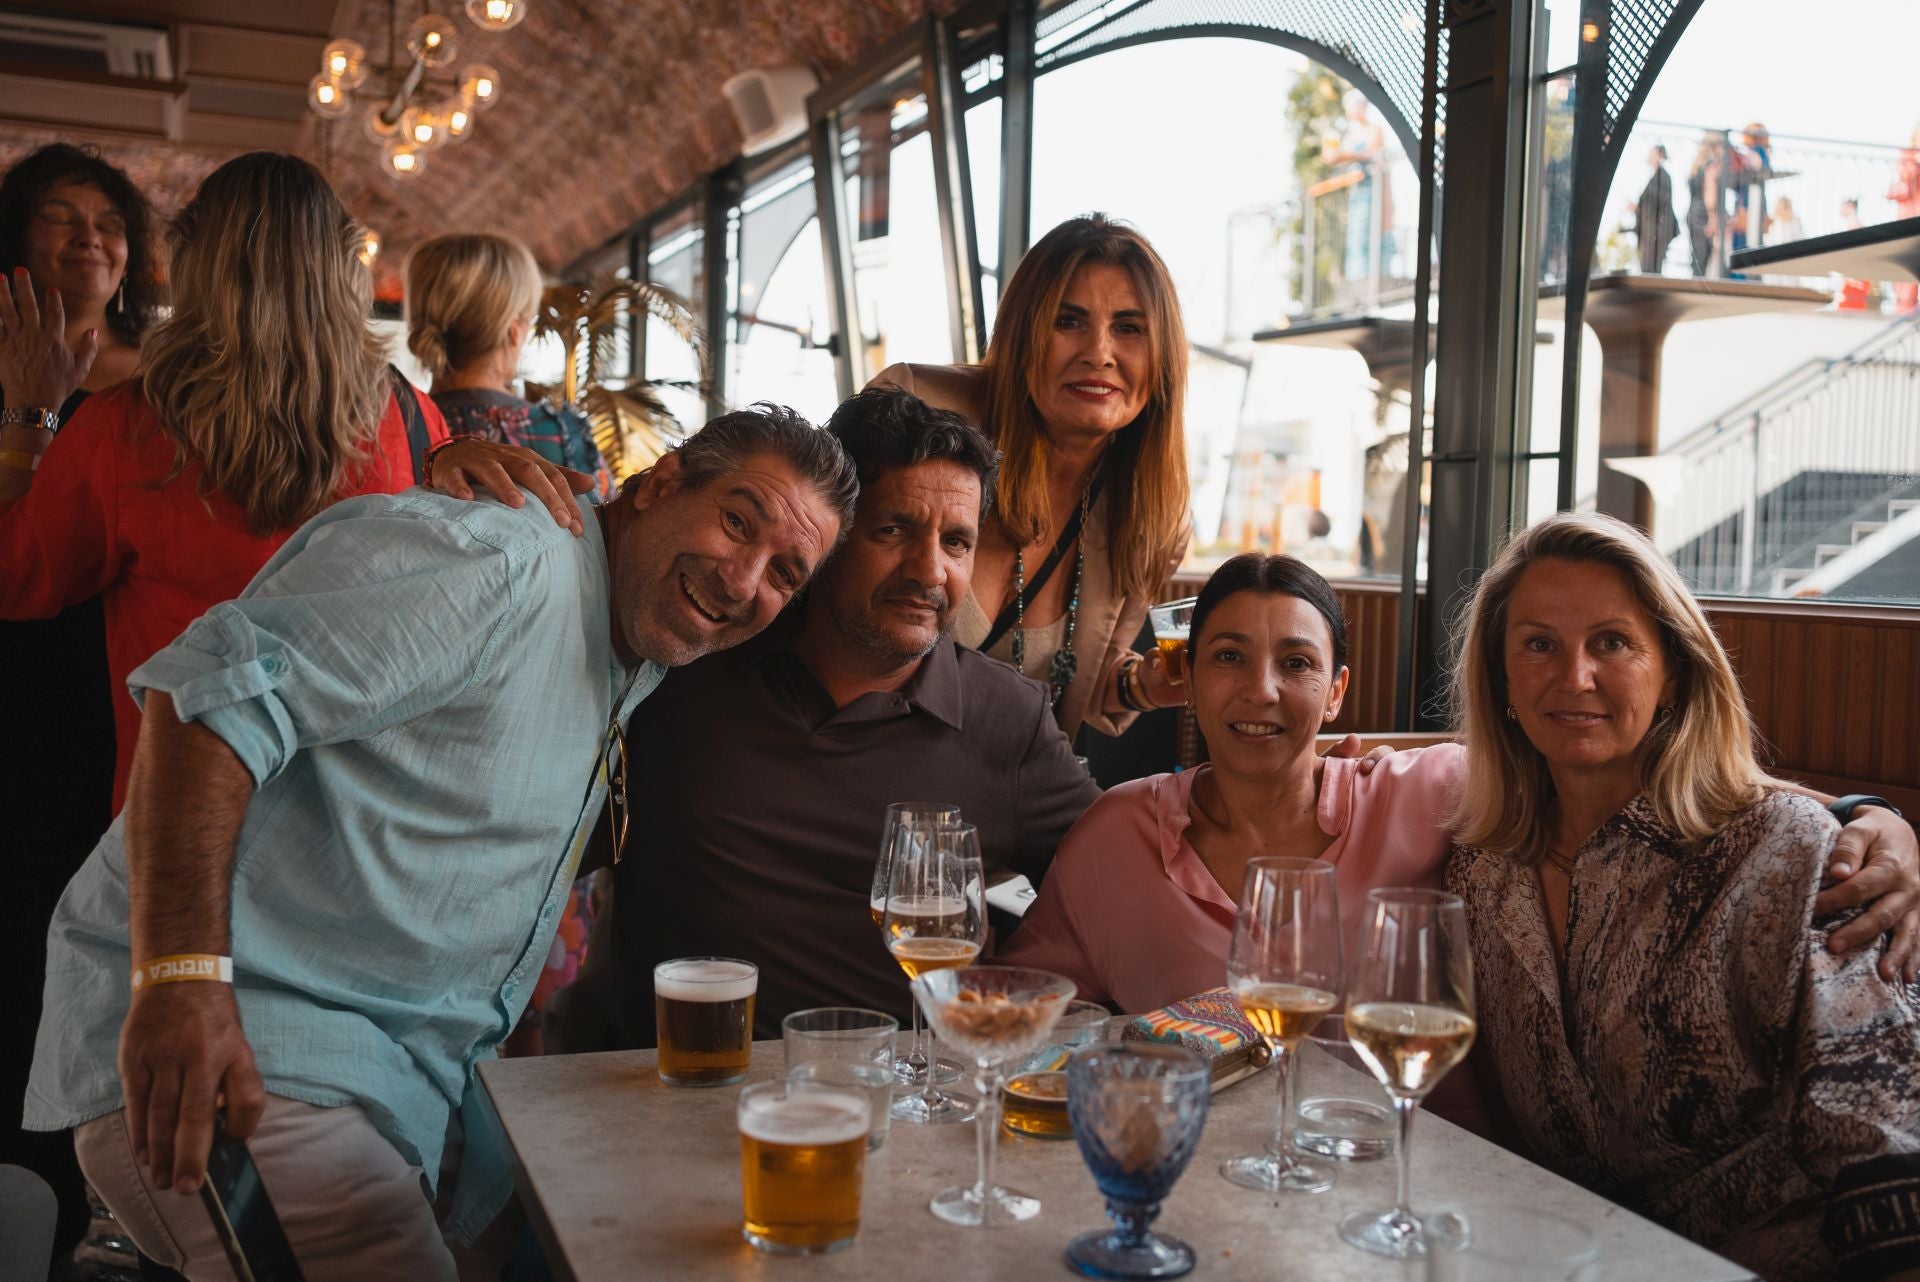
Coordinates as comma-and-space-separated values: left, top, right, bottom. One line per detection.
408, 231, 611, 499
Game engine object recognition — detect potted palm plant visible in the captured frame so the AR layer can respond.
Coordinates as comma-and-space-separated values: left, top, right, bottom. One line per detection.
528, 274, 708, 482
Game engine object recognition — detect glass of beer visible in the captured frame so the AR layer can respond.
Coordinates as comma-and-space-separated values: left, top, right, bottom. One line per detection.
881, 821, 986, 1126
737, 1079, 869, 1254
1338, 888, 1476, 1259
653, 956, 757, 1087
869, 803, 962, 1090
1147, 597, 1197, 684
1002, 999, 1109, 1140
1220, 857, 1345, 1195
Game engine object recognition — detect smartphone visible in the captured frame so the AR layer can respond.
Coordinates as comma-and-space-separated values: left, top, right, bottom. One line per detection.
199, 1119, 307, 1282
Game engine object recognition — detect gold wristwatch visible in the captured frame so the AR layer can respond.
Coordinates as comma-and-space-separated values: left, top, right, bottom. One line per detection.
0, 406, 59, 433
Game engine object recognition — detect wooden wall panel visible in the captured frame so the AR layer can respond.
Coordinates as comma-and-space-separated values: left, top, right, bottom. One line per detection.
1161, 574, 1917, 800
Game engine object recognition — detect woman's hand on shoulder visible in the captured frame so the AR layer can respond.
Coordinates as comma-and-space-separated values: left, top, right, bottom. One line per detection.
426, 436, 594, 536
0, 269, 95, 409
1817, 803, 1919, 983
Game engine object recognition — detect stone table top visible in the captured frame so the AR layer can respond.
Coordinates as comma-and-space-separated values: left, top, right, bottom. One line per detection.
479, 1042, 1753, 1282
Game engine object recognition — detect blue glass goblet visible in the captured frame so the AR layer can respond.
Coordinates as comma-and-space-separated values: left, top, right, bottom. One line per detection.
1065, 1043, 1212, 1280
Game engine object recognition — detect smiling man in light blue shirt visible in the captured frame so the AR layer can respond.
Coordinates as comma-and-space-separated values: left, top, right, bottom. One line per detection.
24, 404, 855, 1280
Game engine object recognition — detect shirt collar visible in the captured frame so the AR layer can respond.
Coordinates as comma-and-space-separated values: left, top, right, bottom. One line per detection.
729, 609, 967, 731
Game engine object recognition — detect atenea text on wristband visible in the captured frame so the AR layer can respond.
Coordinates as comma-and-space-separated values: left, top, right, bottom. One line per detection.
130, 954, 234, 990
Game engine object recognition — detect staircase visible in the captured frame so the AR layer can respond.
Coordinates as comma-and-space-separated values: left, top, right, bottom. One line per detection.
1662, 312, 1920, 600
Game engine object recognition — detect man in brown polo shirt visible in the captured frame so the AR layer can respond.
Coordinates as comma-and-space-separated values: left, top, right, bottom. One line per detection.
607, 386, 1100, 1042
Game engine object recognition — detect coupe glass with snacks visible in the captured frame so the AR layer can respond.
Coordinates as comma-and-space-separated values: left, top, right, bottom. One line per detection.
912, 965, 1077, 1226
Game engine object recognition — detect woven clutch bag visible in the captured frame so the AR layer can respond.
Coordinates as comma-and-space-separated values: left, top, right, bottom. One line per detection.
1121, 987, 1273, 1091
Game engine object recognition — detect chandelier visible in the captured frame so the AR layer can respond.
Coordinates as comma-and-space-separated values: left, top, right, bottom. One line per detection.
307, 1, 528, 181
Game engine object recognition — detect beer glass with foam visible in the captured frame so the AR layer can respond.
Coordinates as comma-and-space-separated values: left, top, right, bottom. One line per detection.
654, 956, 757, 1087
737, 1079, 869, 1254
1147, 597, 1197, 685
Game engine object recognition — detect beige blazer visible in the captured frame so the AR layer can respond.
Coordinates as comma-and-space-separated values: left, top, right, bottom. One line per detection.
870, 361, 1188, 740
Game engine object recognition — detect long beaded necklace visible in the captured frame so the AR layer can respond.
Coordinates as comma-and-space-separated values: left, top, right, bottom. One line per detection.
1011, 471, 1096, 707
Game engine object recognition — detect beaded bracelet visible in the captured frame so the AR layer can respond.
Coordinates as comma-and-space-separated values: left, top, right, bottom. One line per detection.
421, 436, 465, 486
1115, 653, 1148, 713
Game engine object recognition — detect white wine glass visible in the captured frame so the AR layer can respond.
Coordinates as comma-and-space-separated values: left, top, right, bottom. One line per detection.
1338, 888, 1476, 1259
882, 821, 986, 1125
1220, 857, 1344, 1195
871, 803, 961, 1093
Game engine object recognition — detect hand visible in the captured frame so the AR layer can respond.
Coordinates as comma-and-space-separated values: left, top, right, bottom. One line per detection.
1134, 647, 1183, 708
0, 267, 96, 410
427, 437, 593, 536
1321, 733, 1397, 776
117, 982, 265, 1194
1818, 806, 1920, 983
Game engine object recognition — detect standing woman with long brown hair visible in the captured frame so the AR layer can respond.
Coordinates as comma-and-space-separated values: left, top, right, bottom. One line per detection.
873, 214, 1192, 741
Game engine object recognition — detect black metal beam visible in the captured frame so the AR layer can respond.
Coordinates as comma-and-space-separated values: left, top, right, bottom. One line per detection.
809, 114, 861, 401
924, 16, 984, 364
998, 0, 1035, 282
702, 167, 741, 421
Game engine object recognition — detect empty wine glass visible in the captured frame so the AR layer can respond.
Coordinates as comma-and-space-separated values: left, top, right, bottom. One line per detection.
913, 965, 1077, 1227
1065, 1043, 1211, 1280
1220, 857, 1344, 1195
872, 804, 963, 1096
1338, 888, 1476, 1259
882, 821, 985, 1125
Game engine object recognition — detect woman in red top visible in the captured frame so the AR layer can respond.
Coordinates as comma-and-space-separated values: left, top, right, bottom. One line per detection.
0, 151, 448, 811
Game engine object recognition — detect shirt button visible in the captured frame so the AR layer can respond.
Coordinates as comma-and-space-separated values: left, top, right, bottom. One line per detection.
541, 904, 555, 921
503, 982, 517, 1000
260, 655, 279, 673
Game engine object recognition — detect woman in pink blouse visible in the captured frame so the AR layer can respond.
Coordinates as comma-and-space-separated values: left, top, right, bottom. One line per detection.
1002, 553, 1920, 1015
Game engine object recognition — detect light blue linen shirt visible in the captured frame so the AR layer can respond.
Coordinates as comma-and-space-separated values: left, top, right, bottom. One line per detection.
25, 488, 660, 1240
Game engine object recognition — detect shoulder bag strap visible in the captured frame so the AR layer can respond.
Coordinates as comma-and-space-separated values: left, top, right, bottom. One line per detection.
980, 467, 1107, 653
390, 365, 434, 484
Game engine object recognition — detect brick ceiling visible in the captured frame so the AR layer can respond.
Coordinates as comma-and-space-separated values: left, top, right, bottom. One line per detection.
2, 0, 951, 289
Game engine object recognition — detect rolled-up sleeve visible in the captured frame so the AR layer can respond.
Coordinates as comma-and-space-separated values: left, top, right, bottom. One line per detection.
129, 501, 519, 787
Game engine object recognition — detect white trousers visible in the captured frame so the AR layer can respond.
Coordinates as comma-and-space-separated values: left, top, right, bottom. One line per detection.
75, 1094, 460, 1282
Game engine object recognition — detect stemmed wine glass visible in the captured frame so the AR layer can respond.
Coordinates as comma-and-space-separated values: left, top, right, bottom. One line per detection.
881, 819, 985, 1125
872, 804, 963, 1093
1065, 1043, 1212, 1279
913, 965, 1077, 1227
1338, 888, 1476, 1259
1220, 857, 1344, 1194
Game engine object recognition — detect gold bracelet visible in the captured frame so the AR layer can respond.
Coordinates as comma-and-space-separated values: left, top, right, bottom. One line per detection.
131, 953, 233, 991
0, 447, 41, 472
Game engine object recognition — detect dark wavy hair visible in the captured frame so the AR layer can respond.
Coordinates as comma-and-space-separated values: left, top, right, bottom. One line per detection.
1190, 553, 1350, 670
824, 385, 1001, 521
0, 143, 159, 345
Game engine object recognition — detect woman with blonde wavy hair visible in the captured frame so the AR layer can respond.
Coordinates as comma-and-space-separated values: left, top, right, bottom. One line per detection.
0, 150, 453, 809
871, 214, 1191, 741
408, 231, 611, 500
1444, 511, 1920, 1280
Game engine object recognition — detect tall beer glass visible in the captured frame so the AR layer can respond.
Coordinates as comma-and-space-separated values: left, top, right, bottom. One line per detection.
737, 1079, 869, 1254
1147, 597, 1197, 684
654, 956, 757, 1087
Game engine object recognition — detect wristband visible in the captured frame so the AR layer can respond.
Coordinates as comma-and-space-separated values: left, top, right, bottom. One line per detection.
1116, 653, 1147, 713
422, 436, 465, 486
131, 953, 233, 991
1827, 794, 1904, 825
0, 447, 41, 472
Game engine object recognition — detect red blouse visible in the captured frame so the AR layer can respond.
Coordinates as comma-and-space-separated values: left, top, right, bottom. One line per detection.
0, 381, 447, 810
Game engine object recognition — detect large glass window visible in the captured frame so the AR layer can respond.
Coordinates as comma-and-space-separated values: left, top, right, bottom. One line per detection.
1533, 0, 1920, 605
643, 200, 707, 431
831, 62, 962, 386
1030, 37, 1423, 581
728, 153, 840, 424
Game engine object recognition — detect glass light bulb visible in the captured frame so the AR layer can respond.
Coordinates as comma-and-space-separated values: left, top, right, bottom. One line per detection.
387, 145, 426, 179
447, 106, 473, 138
461, 63, 501, 109
322, 39, 368, 90
405, 14, 460, 67
359, 229, 382, 266
465, 0, 527, 31
399, 106, 449, 151
308, 72, 351, 119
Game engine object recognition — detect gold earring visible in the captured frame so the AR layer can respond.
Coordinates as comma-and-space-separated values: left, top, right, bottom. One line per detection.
114, 278, 125, 312
1505, 705, 1518, 720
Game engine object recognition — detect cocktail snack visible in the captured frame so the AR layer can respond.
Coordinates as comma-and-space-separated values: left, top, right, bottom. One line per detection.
941, 987, 1056, 1044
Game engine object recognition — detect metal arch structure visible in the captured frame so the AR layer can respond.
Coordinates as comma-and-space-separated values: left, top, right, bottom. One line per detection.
1032, 0, 1433, 165
1552, 0, 1708, 511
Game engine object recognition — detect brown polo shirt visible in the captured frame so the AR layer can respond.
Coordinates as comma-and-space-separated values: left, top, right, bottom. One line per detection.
612, 615, 1101, 1043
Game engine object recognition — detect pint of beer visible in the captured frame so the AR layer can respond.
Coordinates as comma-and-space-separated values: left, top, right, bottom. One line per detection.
1147, 597, 1198, 685
654, 957, 757, 1087
738, 1080, 869, 1254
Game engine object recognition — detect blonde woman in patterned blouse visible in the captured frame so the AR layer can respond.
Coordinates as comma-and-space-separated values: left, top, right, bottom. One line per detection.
1446, 512, 1920, 1282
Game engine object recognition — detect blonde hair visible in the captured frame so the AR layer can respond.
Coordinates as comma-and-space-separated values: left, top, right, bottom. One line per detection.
1449, 512, 1775, 861
140, 152, 388, 537
405, 231, 543, 380
981, 214, 1190, 600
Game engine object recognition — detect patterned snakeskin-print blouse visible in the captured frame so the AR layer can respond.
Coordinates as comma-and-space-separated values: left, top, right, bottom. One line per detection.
1447, 790, 1920, 1282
